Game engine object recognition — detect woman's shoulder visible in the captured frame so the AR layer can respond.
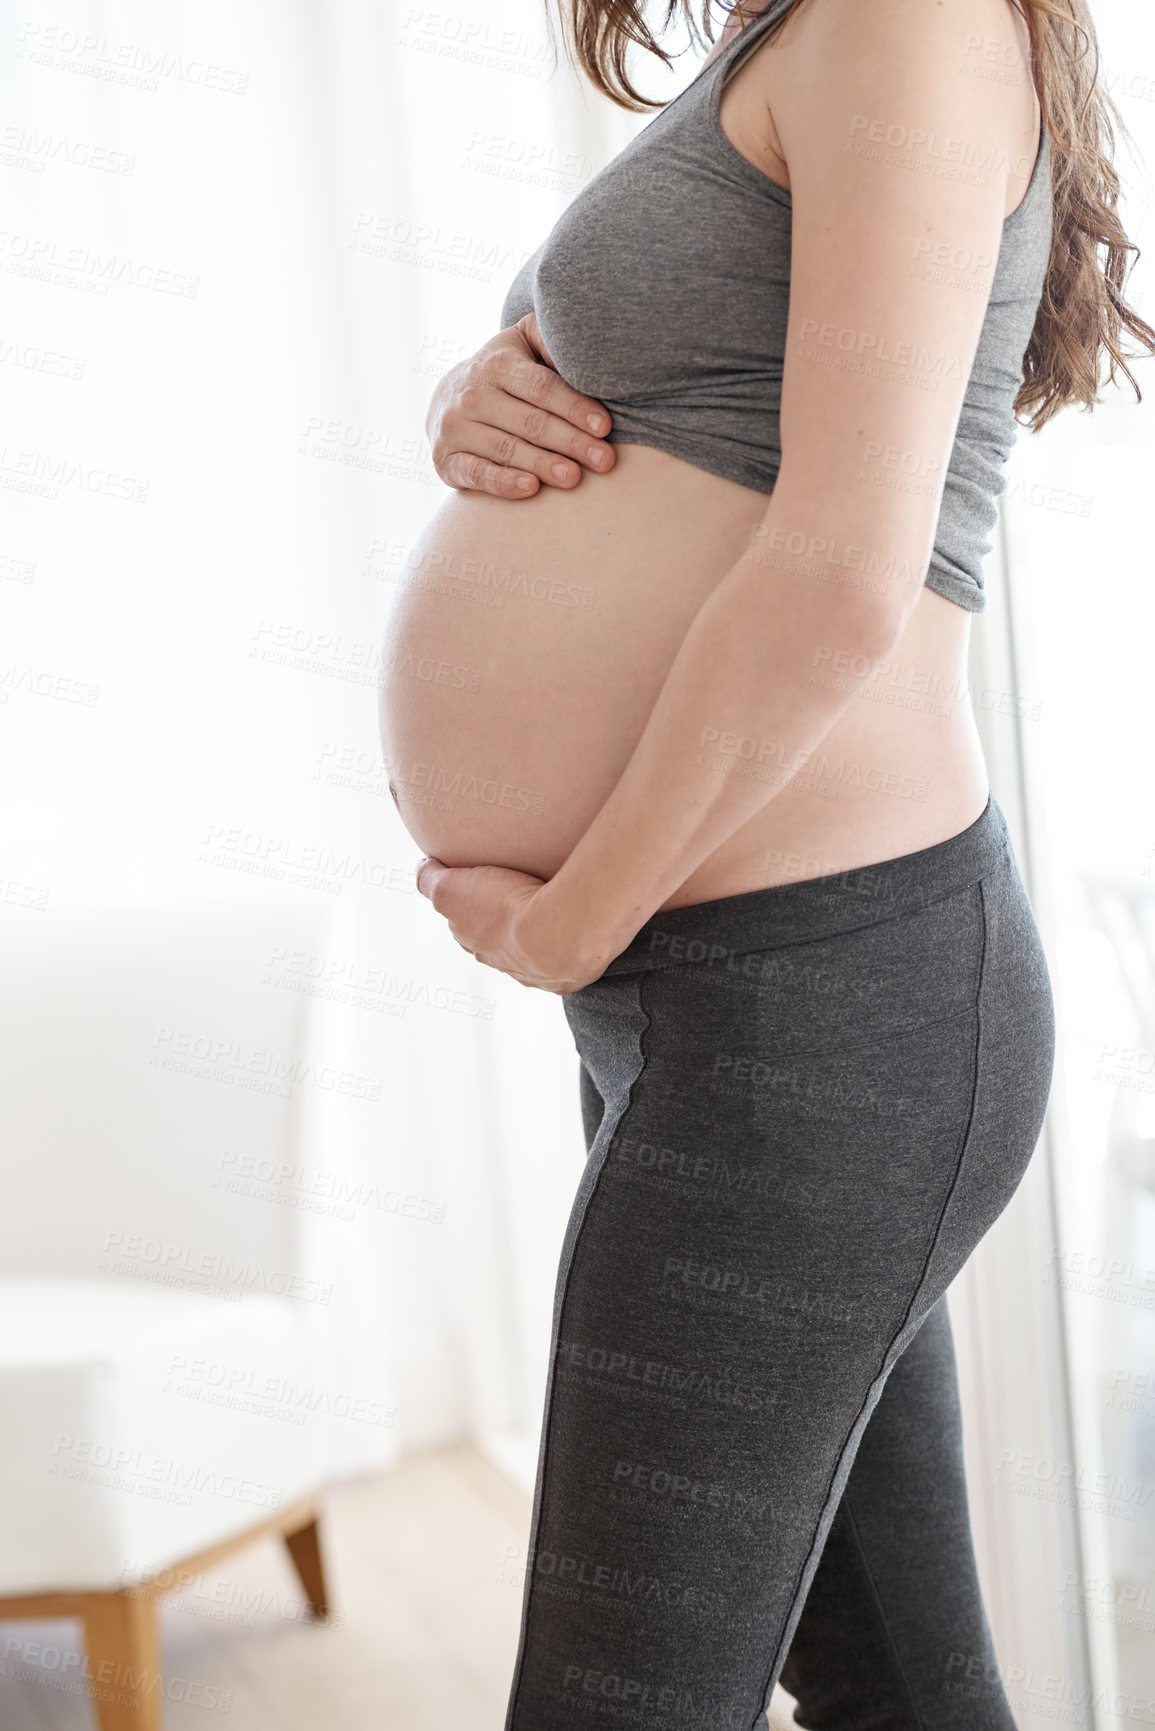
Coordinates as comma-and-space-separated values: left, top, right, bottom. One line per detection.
744, 0, 1039, 212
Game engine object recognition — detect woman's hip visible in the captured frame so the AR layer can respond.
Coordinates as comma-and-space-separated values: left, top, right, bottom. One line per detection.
567, 791, 1051, 1056
562, 790, 1055, 1322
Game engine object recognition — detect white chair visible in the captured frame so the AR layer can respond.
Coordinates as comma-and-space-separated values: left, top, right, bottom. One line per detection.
0, 889, 385, 1729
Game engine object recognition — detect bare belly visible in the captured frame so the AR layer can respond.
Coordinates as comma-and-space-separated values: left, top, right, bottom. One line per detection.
377, 443, 989, 911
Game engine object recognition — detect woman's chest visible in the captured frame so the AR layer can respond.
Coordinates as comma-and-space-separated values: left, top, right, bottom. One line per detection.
514, 102, 793, 400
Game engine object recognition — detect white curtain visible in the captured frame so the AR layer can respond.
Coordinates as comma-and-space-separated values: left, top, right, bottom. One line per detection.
0, 0, 658, 1470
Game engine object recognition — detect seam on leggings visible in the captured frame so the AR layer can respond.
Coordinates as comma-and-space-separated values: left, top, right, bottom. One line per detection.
841, 1492, 926, 1731
752, 872, 992, 1730
504, 973, 653, 1731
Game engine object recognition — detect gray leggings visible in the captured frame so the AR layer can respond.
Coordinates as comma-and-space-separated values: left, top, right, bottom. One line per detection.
504, 794, 1055, 1731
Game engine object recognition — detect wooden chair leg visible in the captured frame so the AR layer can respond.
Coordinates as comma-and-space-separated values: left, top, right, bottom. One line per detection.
81, 1590, 163, 1731
283, 1514, 330, 1620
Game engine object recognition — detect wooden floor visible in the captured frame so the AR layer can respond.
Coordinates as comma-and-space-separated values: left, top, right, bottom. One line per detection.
0, 1445, 797, 1729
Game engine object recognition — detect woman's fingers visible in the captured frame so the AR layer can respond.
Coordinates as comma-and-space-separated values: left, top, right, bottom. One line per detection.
481, 344, 615, 466
442, 389, 615, 488
512, 314, 612, 437
437, 450, 544, 498
427, 320, 615, 497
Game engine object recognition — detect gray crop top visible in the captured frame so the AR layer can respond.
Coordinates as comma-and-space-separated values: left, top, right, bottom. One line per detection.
500, 0, 1053, 612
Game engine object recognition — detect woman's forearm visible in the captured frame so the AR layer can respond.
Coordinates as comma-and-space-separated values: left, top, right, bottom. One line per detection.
521, 478, 927, 971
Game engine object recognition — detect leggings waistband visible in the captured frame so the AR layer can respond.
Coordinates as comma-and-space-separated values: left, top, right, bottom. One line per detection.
597, 792, 1010, 978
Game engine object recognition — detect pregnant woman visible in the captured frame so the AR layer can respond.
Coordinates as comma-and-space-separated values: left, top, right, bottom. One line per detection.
380, 0, 1153, 1724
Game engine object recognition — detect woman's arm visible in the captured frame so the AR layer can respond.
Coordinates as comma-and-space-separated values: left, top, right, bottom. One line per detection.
420, 0, 1038, 988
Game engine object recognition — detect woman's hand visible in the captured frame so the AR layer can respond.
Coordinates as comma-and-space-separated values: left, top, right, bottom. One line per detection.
415, 858, 608, 994
426, 313, 617, 499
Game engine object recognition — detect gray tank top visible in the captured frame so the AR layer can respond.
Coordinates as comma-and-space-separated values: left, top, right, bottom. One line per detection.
500, 0, 1053, 612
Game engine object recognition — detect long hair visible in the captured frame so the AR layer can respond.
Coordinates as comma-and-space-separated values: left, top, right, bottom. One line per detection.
547, 0, 1155, 430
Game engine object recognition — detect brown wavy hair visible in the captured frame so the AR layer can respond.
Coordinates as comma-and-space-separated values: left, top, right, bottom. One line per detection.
547, 0, 1154, 429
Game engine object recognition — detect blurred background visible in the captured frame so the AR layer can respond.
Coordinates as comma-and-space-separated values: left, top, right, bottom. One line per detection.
0, 0, 1153, 1726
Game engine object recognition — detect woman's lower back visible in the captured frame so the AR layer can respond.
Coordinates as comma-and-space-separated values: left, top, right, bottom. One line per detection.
378, 441, 990, 911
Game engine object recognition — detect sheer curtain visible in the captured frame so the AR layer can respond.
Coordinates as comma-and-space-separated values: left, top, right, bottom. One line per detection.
948, 2, 1155, 1720
0, 0, 647, 1469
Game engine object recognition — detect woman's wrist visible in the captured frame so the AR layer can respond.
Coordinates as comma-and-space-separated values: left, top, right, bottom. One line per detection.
515, 869, 630, 988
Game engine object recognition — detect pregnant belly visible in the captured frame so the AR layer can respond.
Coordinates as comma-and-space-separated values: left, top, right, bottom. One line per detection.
377, 444, 988, 907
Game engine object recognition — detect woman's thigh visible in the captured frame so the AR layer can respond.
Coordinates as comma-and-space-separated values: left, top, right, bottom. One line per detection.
506, 819, 1053, 1731
780, 1295, 1015, 1729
